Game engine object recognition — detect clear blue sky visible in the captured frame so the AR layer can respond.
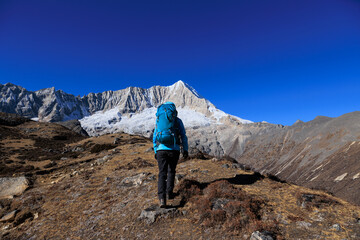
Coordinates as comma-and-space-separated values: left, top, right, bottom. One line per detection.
1, 0, 359, 125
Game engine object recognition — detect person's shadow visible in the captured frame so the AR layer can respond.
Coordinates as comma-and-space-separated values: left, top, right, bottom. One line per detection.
221, 172, 263, 185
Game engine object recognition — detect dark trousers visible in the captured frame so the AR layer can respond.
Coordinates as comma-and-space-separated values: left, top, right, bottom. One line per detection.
156, 150, 180, 200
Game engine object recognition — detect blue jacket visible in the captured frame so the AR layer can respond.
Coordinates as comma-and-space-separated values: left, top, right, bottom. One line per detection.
153, 117, 188, 153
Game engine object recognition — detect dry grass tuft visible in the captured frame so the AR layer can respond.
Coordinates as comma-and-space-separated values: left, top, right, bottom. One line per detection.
116, 157, 154, 170
177, 179, 279, 236
295, 192, 340, 210
177, 179, 204, 202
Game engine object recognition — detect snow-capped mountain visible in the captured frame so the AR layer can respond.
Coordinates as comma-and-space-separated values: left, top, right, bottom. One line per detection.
1, 80, 265, 157
79, 81, 252, 136
0, 83, 88, 122
0, 81, 251, 137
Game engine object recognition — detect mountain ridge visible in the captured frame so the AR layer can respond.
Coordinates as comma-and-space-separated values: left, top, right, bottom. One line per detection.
0, 80, 251, 123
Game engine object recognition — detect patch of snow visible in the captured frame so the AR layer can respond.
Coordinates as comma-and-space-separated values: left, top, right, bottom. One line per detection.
334, 173, 348, 182
310, 175, 319, 182
177, 108, 211, 127
80, 108, 122, 136
232, 115, 253, 124
352, 172, 360, 180
208, 105, 227, 121
116, 108, 157, 135
79, 106, 218, 136
182, 82, 203, 99
207, 102, 252, 124
168, 80, 203, 99
312, 164, 323, 172
31, 117, 39, 121
344, 141, 356, 152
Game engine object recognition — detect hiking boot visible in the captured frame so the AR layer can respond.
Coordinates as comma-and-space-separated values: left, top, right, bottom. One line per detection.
167, 192, 175, 200
159, 199, 166, 208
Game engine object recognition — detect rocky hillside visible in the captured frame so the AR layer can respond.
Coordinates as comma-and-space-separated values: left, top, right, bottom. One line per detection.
237, 112, 360, 206
1, 118, 360, 239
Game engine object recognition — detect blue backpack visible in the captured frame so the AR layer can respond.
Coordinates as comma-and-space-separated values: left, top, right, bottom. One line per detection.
155, 102, 179, 146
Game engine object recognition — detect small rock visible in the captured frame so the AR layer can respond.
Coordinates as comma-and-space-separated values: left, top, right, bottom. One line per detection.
311, 213, 325, 222
114, 137, 121, 144
2, 224, 11, 230
190, 169, 199, 173
120, 173, 151, 187
104, 177, 111, 182
201, 170, 209, 174
145, 147, 153, 153
175, 174, 185, 184
112, 148, 121, 153
221, 164, 230, 169
0, 176, 29, 199
96, 155, 111, 165
138, 205, 179, 224
250, 231, 274, 240
211, 158, 219, 162
130, 152, 140, 155
232, 163, 241, 169
331, 223, 341, 231
72, 147, 84, 152
147, 175, 156, 181
60, 157, 68, 161
298, 194, 315, 208
297, 221, 312, 229
103, 155, 112, 161
212, 198, 230, 210
0, 210, 17, 222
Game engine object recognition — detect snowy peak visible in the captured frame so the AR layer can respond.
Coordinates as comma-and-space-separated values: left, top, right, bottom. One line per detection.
78, 81, 252, 136
0, 81, 252, 136
169, 80, 203, 99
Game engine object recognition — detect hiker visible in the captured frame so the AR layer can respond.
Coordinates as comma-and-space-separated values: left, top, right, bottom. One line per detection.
153, 102, 188, 208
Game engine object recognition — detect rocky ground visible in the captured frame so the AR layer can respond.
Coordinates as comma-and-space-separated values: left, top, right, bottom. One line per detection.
0, 119, 360, 239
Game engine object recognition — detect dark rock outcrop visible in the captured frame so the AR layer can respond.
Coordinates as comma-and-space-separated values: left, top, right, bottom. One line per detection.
0, 112, 30, 126
57, 119, 89, 137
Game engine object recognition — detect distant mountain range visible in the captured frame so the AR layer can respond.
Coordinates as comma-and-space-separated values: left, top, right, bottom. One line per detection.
0, 81, 262, 157
1, 81, 359, 205
0, 80, 251, 132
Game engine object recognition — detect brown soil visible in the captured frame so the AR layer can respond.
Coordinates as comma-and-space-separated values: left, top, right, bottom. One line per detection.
0, 121, 360, 239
